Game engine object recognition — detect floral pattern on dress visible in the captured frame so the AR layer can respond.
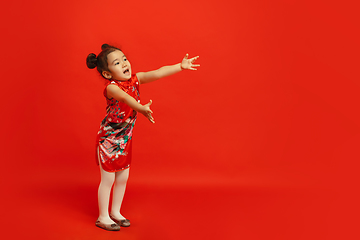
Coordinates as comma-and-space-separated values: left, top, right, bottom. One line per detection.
96, 75, 140, 172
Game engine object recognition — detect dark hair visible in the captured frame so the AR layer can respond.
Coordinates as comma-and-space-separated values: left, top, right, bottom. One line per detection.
86, 44, 122, 78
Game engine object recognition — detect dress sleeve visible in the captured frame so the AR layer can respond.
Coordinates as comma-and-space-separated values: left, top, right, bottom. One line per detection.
103, 81, 118, 98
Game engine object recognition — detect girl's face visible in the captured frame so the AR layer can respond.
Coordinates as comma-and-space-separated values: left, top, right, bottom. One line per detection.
103, 50, 132, 81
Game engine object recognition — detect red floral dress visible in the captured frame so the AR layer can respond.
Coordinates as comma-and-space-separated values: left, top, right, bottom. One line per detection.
95, 74, 140, 172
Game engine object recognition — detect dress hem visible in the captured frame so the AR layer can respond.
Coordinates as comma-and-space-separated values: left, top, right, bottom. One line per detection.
100, 165, 131, 173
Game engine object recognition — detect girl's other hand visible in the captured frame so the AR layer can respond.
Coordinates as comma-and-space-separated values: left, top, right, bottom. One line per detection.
181, 54, 200, 70
140, 100, 155, 123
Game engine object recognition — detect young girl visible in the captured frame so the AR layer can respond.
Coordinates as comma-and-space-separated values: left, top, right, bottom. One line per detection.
86, 44, 199, 231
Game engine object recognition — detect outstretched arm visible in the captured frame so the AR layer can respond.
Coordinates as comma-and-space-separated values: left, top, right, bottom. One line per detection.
107, 84, 155, 123
136, 54, 200, 84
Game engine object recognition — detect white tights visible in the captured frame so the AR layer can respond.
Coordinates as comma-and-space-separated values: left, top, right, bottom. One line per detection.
97, 149, 129, 224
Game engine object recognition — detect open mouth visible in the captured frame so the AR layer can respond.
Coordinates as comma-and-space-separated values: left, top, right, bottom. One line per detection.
123, 69, 130, 74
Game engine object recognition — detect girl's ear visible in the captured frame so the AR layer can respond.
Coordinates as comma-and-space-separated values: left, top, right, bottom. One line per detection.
102, 71, 112, 79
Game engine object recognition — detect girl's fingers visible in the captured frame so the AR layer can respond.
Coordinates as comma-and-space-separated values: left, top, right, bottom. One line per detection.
184, 53, 189, 59
191, 56, 199, 62
148, 111, 154, 120
144, 100, 153, 107
149, 115, 155, 123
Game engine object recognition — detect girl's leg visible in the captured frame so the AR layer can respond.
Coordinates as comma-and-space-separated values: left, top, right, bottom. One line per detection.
97, 149, 116, 224
110, 168, 130, 220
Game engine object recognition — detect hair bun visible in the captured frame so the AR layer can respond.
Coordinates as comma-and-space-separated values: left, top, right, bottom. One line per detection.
86, 53, 97, 69
101, 44, 111, 50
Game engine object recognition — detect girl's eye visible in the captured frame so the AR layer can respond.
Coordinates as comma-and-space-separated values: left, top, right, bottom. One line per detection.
115, 62, 119, 65
124, 58, 127, 61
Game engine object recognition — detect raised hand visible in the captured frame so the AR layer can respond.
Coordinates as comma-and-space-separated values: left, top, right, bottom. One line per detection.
180, 54, 200, 71
140, 100, 155, 123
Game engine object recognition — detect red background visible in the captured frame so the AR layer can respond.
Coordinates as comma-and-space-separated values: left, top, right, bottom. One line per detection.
1, 0, 359, 239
